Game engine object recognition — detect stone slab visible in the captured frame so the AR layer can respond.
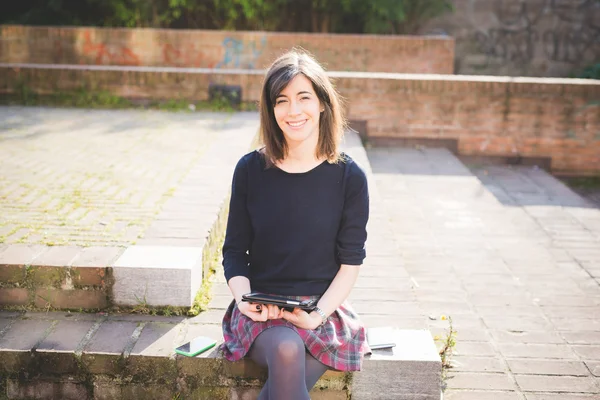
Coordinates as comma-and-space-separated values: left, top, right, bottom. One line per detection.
37, 320, 95, 352
83, 321, 138, 355
352, 329, 441, 399
111, 245, 202, 307
0, 319, 53, 351
130, 322, 181, 357
506, 359, 589, 376
515, 375, 598, 393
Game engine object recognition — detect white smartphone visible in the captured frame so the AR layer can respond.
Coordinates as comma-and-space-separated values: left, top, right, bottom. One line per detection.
174, 336, 217, 357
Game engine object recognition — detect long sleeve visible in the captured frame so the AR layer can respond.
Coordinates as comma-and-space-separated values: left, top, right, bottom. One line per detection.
222, 156, 253, 282
336, 161, 369, 265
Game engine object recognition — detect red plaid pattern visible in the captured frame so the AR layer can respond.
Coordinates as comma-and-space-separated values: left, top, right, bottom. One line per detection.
221, 296, 370, 371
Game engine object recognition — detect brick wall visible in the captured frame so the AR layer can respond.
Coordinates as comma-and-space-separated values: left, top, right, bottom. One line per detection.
0, 25, 454, 74
2, 66, 598, 175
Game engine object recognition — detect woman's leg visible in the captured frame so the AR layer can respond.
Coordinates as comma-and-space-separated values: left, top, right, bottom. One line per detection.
249, 327, 327, 400
304, 351, 329, 390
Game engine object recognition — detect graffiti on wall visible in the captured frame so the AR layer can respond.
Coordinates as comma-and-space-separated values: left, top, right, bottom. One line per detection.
162, 43, 214, 68
81, 31, 141, 66
215, 36, 267, 69
473, 0, 600, 66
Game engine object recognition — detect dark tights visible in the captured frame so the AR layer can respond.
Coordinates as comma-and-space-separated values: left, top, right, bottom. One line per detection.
248, 327, 329, 400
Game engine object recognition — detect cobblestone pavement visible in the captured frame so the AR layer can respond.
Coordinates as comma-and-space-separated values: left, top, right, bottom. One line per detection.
0, 107, 239, 247
368, 147, 600, 399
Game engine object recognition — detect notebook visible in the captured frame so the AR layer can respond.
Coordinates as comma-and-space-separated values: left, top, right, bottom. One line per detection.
367, 327, 397, 350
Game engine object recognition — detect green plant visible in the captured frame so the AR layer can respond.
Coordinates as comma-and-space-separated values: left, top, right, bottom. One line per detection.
576, 63, 600, 80
1, 0, 455, 34
434, 315, 457, 386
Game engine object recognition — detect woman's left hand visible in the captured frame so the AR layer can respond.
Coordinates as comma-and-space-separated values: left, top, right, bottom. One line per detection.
282, 308, 322, 330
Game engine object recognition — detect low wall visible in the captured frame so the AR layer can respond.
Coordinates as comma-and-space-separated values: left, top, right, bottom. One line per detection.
0, 25, 454, 74
1, 65, 598, 175
421, 0, 600, 77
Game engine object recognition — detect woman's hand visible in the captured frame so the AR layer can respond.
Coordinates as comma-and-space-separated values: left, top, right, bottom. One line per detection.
282, 308, 322, 330
266, 304, 284, 320
237, 301, 268, 322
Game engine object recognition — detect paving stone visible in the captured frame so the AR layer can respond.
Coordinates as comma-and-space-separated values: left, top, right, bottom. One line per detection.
571, 345, 600, 360
444, 391, 520, 400
497, 343, 577, 359
525, 394, 600, 400
489, 330, 565, 344
534, 296, 600, 307
445, 372, 516, 390
455, 341, 498, 357
30, 245, 83, 267
584, 361, 600, 376
450, 356, 507, 373
515, 375, 598, 393
506, 359, 589, 376
37, 320, 95, 351
551, 318, 600, 331
0, 244, 49, 266
542, 306, 600, 319
0, 319, 54, 350
0, 318, 14, 333
482, 316, 553, 331
83, 321, 138, 354
130, 322, 181, 357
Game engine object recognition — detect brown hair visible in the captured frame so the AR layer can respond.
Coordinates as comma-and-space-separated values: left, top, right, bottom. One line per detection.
259, 50, 346, 167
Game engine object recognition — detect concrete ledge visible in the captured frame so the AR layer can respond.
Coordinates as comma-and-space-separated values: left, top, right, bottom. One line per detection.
0, 310, 441, 400
355, 330, 442, 400
111, 245, 203, 307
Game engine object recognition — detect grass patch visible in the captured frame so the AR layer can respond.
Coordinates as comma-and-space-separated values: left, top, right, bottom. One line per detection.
560, 176, 600, 190
2, 81, 258, 113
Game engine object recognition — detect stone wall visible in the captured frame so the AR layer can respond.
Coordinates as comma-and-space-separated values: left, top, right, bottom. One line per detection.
0, 25, 455, 74
422, 0, 600, 77
2, 66, 598, 175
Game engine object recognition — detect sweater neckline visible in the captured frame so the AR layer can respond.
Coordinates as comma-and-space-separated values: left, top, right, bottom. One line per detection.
274, 159, 328, 176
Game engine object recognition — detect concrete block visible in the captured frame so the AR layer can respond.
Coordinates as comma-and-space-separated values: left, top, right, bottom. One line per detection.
7, 379, 90, 400
0, 288, 29, 306
352, 329, 441, 400
111, 245, 203, 307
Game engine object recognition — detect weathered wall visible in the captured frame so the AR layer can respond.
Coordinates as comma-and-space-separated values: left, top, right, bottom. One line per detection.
0, 25, 455, 74
422, 0, 600, 77
2, 66, 598, 175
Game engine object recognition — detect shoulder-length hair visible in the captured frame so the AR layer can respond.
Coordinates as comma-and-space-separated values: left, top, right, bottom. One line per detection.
259, 50, 346, 167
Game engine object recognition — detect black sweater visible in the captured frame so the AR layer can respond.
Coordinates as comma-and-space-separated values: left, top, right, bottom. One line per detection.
222, 150, 369, 296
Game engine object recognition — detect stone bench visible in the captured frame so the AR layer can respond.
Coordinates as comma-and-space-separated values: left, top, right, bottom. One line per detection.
0, 310, 440, 399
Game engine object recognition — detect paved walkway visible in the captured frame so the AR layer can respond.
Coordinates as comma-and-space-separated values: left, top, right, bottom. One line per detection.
368, 147, 600, 399
0, 106, 248, 247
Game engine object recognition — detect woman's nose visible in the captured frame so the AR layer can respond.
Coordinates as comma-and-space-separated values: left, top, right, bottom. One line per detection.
288, 101, 301, 115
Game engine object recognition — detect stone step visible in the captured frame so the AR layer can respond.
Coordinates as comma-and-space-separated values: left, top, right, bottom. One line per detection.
0, 112, 259, 311
0, 311, 440, 400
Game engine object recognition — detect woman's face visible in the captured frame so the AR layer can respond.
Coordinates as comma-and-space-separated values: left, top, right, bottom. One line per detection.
273, 74, 323, 148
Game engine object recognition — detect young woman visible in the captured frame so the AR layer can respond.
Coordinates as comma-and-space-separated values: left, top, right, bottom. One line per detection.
221, 50, 370, 400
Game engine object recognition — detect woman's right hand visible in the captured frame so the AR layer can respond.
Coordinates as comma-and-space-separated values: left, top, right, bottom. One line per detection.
238, 301, 269, 322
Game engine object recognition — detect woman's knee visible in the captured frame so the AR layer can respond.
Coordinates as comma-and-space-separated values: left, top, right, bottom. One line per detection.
274, 338, 303, 365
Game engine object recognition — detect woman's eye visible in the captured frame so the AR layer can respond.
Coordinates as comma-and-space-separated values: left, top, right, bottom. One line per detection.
301, 96, 310, 100
275, 100, 286, 105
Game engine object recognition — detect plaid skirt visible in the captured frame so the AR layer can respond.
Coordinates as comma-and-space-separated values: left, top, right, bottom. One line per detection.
220, 295, 371, 371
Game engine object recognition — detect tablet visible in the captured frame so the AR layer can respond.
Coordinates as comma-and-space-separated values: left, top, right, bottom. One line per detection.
241, 292, 317, 312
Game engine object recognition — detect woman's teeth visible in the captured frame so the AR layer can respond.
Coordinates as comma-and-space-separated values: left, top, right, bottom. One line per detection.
288, 120, 306, 127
